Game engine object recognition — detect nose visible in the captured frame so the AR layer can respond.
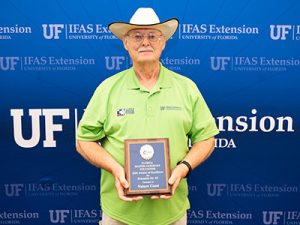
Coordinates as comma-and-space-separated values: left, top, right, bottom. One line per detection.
141, 36, 150, 46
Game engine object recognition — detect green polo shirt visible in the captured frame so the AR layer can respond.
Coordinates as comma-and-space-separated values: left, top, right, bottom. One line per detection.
77, 65, 219, 225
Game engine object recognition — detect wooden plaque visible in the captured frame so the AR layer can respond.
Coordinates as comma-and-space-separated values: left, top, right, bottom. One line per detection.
124, 138, 171, 196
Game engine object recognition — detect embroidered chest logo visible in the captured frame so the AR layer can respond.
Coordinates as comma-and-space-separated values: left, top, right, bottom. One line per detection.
117, 108, 135, 116
160, 106, 182, 111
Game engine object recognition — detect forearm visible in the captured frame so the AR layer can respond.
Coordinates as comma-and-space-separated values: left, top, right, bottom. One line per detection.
76, 140, 122, 175
183, 137, 215, 170
168, 137, 215, 195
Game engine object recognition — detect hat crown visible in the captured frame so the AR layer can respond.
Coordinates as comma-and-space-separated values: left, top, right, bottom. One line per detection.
109, 7, 178, 40
129, 8, 160, 25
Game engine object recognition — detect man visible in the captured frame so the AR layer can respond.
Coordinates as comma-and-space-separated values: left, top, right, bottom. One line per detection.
76, 8, 219, 225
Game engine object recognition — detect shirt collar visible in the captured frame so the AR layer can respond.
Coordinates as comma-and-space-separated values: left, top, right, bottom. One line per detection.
126, 63, 172, 90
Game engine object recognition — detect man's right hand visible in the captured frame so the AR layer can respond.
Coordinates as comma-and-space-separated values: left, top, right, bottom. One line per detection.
113, 166, 144, 202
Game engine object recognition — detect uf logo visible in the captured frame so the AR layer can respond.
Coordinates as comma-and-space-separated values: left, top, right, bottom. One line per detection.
4, 184, 24, 197
49, 210, 70, 223
262, 211, 283, 225
105, 56, 126, 70
42, 24, 64, 39
207, 183, 226, 196
0, 57, 19, 71
11, 109, 70, 148
270, 25, 292, 40
210, 57, 231, 71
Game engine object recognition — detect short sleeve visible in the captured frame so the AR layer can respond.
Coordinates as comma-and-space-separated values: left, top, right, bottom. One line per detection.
76, 84, 107, 141
187, 83, 219, 144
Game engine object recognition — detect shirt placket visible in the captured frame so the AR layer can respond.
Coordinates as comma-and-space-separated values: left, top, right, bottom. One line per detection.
145, 89, 160, 117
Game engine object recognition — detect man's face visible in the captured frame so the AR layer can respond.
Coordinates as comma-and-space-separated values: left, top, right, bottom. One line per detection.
123, 28, 166, 64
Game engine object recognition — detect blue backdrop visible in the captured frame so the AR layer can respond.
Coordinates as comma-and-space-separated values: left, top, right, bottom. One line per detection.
1, 0, 299, 224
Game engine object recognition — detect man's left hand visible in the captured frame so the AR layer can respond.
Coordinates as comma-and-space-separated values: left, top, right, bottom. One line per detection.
150, 163, 189, 200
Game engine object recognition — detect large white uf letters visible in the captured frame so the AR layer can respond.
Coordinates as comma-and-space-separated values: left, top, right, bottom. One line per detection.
11, 109, 70, 148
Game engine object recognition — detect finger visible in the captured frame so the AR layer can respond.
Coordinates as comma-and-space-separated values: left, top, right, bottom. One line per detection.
119, 195, 133, 201
168, 173, 177, 185
115, 179, 131, 201
131, 195, 144, 201
171, 178, 181, 195
120, 195, 139, 201
118, 176, 129, 189
117, 188, 142, 201
158, 194, 172, 199
151, 195, 171, 200
120, 192, 143, 201
116, 181, 143, 201
115, 180, 130, 201
150, 195, 160, 200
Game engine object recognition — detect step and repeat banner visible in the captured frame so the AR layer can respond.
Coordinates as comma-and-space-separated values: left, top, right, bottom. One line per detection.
1, 0, 299, 224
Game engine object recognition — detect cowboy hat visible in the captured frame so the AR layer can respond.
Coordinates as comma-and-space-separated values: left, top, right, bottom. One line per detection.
108, 8, 179, 40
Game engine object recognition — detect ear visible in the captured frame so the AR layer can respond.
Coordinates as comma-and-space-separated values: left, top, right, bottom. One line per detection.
160, 37, 166, 50
123, 37, 129, 51
162, 41, 166, 51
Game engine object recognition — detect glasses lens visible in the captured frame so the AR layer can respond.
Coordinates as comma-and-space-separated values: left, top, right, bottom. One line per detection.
128, 32, 161, 42
148, 33, 158, 42
134, 34, 143, 42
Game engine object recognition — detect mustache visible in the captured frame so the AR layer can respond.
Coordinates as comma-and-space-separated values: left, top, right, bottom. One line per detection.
138, 48, 154, 52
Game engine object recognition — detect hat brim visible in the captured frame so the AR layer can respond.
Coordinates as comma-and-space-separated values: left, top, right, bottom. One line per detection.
108, 18, 179, 40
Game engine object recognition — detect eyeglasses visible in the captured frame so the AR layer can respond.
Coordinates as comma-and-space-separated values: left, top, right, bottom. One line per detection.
126, 32, 163, 43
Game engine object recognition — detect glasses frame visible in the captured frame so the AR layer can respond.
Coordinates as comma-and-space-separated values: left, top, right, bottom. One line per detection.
126, 31, 164, 43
